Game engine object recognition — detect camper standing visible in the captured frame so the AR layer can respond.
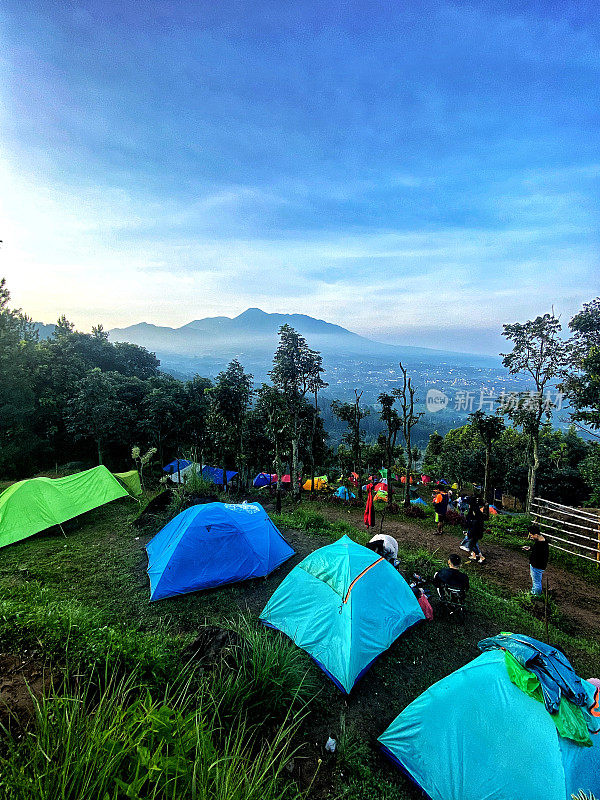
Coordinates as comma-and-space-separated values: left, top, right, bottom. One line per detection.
522, 524, 549, 595
432, 488, 449, 534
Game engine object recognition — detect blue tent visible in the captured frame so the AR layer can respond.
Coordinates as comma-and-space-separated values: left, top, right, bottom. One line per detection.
260, 535, 424, 693
146, 502, 294, 601
378, 649, 600, 800
253, 472, 277, 488
334, 486, 355, 500
411, 497, 427, 505
162, 459, 191, 474
202, 466, 238, 485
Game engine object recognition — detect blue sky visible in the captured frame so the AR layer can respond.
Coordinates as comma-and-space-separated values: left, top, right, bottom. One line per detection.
1, 0, 598, 354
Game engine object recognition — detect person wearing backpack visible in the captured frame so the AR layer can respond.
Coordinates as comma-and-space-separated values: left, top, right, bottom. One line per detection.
432, 488, 449, 534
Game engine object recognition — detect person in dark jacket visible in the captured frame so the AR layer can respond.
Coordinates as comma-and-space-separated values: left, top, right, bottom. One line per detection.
465, 496, 487, 563
432, 489, 449, 534
522, 524, 549, 595
433, 554, 470, 596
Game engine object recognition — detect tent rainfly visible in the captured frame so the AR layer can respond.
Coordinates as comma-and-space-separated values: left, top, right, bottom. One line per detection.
0, 466, 130, 549
113, 470, 143, 498
378, 649, 600, 800
146, 502, 294, 601
260, 535, 424, 693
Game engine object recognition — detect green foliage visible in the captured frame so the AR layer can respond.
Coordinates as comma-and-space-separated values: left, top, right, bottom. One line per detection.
0, 665, 302, 800
0, 581, 180, 684
211, 615, 317, 727
561, 297, 600, 430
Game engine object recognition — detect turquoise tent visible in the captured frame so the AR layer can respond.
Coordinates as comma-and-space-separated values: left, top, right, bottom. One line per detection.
378, 649, 600, 800
146, 502, 294, 601
260, 535, 424, 693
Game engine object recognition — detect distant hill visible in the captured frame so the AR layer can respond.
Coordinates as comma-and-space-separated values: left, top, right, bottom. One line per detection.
33, 322, 56, 340
107, 308, 501, 393
110, 308, 495, 363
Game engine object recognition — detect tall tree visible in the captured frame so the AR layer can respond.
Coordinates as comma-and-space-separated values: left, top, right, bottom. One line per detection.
207, 360, 253, 487
307, 356, 328, 494
560, 297, 600, 431
377, 393, 401, 503
392, 362, 424, 508
269, 325, 324, 500
501, 312, 567, 511
469, 410, 505, 502
331, 390, 369, 501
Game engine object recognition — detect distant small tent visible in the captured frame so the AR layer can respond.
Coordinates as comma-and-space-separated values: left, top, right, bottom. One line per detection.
348, 472, 359, 487
253, 472, 277, 488
146, 502, 294, 601
114, 470, 143, 498
411, 497, 427, 506
162, 459, 191, 475
421, 475, 432, 484
202, 466, 238, 486
302, 476, 328, 491
335, 486, 355, 500
0, 466, 130, 549
261, 536, 424, 693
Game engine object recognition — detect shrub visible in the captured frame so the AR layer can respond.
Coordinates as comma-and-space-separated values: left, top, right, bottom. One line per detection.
401, 505, 426, 519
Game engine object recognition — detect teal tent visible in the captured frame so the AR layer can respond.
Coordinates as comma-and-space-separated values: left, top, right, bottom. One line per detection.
378, 649, 600, 800
260, 535, 424, 693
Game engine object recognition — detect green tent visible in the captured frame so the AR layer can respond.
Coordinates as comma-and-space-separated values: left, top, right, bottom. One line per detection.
113, 470, 143, 498
0, 466, 130, 549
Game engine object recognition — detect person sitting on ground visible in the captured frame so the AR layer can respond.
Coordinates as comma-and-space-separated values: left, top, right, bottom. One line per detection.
367, 533, 399, 563
412, 585, 434, 620
433, 554, 470, 599
521, 523, 549, 596
432, 488, 449, 534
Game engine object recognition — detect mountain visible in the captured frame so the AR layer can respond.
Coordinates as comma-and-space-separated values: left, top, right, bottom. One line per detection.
107, 308, 502, 397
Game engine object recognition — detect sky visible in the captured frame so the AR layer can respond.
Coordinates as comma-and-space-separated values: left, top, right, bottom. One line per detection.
1, 0, 599, 355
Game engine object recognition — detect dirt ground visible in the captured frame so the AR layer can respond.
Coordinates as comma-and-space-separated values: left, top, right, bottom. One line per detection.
0, 652, 50, 728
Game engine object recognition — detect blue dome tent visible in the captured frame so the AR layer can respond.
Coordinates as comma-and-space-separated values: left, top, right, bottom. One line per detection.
146, 502, 294, 601
260, 536, 424, 693
253, 472, 277, 488
378, 649, 600, 800
334, 486, 355, 500
162, 459, 191, 475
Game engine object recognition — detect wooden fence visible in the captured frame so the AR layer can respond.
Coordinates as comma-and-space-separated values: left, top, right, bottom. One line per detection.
531, 497, 600, 566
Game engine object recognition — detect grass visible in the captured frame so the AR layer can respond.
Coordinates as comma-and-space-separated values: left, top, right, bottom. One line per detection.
0, 660, 305, 800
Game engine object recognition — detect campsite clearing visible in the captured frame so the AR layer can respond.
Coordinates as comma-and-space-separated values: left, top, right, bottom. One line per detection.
0, 496, 598, 799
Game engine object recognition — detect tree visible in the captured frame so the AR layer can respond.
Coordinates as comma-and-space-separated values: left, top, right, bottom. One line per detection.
0, 279, 39, 475
269, 325, 324, 500
331, 390, 370, 500
254, 384, 290, 505
181, 375, 212, 464
140, 375, 187, 466
469, 410, 505, 502
206, 360, 253, 487
306, 356, 328, 494
560, 297, 600, 430
501, 312, 567, 511
377, 393, 401, 503
65, 369, 132, 465
392, 362, 424, 508
422, 431, 443, 476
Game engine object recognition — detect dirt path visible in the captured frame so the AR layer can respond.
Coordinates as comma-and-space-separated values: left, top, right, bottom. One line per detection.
319, 504, 600, 641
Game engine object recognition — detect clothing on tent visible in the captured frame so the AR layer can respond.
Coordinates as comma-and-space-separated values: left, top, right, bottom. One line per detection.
0, 466, 130, 550
146, 502, 294, 601
113, 470, 143, 498
364, 483, 375, 527
504, 651, 592, 746
478, 633, 588, 713
260, 535, 423, 693
378, 649, 600, 800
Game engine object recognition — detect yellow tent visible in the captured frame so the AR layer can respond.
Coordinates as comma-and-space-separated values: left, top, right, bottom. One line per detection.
302, 476, 328, 491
